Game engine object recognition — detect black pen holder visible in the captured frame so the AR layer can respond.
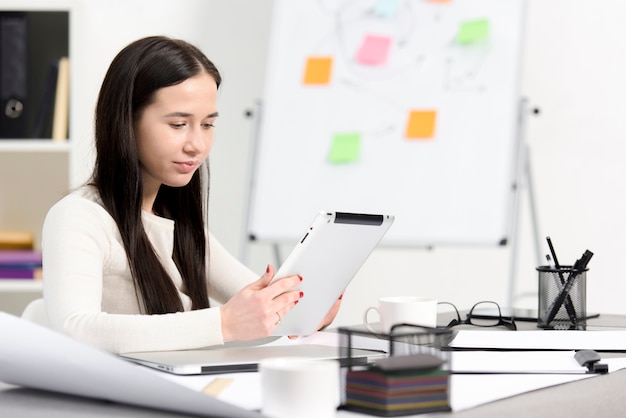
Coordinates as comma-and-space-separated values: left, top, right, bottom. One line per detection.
537, 265, 588, 330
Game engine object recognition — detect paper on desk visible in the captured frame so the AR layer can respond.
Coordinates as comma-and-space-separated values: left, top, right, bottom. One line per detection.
154, 354, 626, 414
448, 356, 626, 411
145, 368, 264, 411
451, 351, 626, 374
448, 373, 594, 412
450, 350, 588, 374
448, 330, 626, 351
0, 312, 261, 418
152, 353, 598, 415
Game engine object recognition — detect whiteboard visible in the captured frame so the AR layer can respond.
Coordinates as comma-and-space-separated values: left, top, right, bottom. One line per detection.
247, 0, 525, 246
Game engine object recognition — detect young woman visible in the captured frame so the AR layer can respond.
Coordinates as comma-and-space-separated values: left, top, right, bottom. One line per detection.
41, 36, 341, 354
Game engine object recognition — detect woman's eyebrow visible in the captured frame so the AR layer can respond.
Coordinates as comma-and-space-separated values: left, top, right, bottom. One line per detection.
164, 112, 192, 118
163, 111, 219, 118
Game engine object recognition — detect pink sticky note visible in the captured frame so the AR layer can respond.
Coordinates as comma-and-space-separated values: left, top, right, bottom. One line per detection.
355, 34, 392, 66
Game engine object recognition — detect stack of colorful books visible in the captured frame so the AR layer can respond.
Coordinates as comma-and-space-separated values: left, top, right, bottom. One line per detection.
344, 356, 451, 416
0, 230, 41, 279
0, 250, 42, 279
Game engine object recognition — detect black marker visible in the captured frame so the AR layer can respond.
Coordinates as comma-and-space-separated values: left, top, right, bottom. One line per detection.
544, 249, 594, 326
545, 237, 578, 323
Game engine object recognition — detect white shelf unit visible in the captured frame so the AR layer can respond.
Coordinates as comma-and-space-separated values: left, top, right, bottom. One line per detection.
0, 140, 71, 153
0, 280, 43, 293
0, 1, 79, 309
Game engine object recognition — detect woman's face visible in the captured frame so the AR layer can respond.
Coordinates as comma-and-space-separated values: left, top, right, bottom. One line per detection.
135, 72, 218, 200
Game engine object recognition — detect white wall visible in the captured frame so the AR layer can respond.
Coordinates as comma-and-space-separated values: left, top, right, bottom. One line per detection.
64, 0, 626, 326
517, 0, 626, 316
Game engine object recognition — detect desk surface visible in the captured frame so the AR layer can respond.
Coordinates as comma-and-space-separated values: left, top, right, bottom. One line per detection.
3, 314, 626, 418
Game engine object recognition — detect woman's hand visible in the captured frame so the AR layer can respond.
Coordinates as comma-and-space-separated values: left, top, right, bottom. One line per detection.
220, 265, 302, 342
288, 293, 343, 339
318, 293, 343, 330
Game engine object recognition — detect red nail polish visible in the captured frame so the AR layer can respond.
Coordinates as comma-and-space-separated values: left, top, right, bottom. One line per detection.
266, 265, 270, 274
299, 291, 304, 298
338, 294, 343, 300
298, 275, 303, 281
294, 300, 299, 305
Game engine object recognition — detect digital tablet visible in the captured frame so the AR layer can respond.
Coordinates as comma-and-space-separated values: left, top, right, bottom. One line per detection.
270, 211, 394, 336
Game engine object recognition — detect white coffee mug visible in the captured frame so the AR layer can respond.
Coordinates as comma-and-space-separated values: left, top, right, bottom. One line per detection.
364, 296, 437, 333
259, 357, 340, 418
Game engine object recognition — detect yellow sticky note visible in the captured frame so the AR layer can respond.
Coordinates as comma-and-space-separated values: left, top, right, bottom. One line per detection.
328, 133, 361, 163
303, 56, 333, 85
405, 110, 437, 139
456, 19, 489, 45
202, 378, 234, 397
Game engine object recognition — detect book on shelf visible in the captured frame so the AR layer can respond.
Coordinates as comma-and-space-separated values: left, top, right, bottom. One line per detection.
0, 250, 42, 280
51, 56, 69, 142
30, 59, 60, 139
0, 230, 34, 250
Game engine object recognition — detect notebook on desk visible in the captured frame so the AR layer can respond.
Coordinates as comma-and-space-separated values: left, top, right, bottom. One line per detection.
120, 342, 385, 375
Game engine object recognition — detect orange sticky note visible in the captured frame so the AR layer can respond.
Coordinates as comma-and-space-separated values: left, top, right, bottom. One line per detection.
303, 56, 333, 85
405, 110, 437, 139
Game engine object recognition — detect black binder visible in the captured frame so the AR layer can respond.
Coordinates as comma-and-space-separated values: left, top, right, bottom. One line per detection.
0, 12, 28, 138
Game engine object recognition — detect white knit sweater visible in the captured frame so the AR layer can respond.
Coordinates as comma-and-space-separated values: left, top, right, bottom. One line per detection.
41, 186, 256, 354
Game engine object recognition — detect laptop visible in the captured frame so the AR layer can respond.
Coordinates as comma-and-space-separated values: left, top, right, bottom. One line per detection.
120, 339, 385, 375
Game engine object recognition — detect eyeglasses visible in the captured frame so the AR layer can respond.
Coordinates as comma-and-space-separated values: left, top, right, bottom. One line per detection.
438, 301, 517, 331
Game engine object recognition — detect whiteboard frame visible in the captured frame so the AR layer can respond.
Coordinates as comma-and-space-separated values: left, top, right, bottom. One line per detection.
245, 0, 527, 248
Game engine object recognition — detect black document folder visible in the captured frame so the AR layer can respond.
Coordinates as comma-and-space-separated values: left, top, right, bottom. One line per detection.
0, 12, 28, 138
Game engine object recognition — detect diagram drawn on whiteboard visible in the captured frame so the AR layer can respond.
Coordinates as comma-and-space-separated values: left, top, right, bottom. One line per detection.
248, 0, 525, 247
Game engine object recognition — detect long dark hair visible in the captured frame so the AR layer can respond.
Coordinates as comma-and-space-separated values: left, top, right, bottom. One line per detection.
93, 36, 222, 314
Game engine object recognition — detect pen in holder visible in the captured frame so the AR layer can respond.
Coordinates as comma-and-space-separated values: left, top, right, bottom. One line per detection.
537, 264, 588, 330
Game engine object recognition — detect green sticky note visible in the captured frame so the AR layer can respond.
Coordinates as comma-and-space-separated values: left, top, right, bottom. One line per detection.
456, 19, 489, 45
328, 133, 361, 164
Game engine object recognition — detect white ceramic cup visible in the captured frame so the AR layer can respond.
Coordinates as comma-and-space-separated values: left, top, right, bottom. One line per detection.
259, 357, 340, 418
364, 296, 438, 333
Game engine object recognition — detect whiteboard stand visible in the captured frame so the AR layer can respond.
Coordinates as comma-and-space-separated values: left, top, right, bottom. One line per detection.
506, 99, 543, 308
240, 101, 286, 268
240, 100, 261, 266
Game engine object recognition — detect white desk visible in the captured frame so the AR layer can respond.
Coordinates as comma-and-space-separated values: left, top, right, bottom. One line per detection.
2, 314, 626, 418
2, 368, 626, 418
